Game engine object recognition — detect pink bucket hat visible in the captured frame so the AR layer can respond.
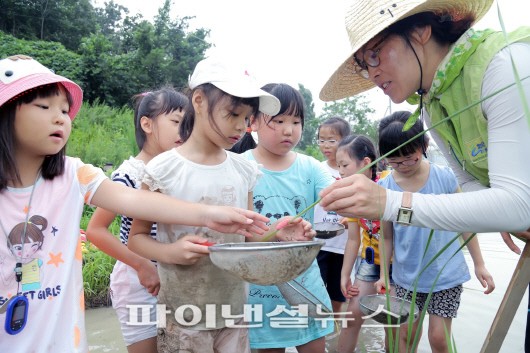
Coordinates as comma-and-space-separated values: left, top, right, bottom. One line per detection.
0, 56, 83, 120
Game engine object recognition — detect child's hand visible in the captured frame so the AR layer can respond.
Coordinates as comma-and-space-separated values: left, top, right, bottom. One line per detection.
136, 258, 161, 296
339, 218, 349, 228
165, 234, 211, 265
346, 283, 360, 298
204, 206, 270, 237
275, 217, 315, 241
341, 276, 359, 298
374, 278, 386, 294
475, 265, 495, 294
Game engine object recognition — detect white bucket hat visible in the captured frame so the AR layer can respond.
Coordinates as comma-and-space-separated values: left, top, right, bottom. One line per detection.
0, 56, 83, 120
319, 0, 494, 101
189, 56, 281, 116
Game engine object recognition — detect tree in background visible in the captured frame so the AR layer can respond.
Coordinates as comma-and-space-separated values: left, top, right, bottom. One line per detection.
298, 84, 319, 154
320, 96, 377, 142
0, 0, 97, 51
0, 0, 211, 108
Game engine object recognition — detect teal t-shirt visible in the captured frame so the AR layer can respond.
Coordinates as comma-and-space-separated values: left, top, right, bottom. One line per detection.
243, 151, 335, 348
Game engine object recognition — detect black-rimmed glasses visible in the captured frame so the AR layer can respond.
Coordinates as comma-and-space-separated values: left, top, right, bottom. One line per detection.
353, 34, 390, 79
387, 157, 420, 169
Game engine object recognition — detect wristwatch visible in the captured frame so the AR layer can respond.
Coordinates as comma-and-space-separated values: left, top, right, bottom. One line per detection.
396, 191, 413, 225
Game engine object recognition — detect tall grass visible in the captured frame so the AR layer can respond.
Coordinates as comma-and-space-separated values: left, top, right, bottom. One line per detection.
68, 100, 138, 168
81, 205, 121, 307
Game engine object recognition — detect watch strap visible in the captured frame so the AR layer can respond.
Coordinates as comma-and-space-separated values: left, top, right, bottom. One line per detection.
401, 191, 412, 208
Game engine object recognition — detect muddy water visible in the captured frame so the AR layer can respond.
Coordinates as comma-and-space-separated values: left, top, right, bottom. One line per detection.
87, 233, 527, 352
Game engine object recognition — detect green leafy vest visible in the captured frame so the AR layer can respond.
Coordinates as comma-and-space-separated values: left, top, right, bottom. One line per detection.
426, 27, 530, 187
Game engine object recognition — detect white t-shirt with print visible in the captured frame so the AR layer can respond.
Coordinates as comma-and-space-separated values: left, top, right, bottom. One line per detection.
313, 161, 346, 254
0, 157, 106, 353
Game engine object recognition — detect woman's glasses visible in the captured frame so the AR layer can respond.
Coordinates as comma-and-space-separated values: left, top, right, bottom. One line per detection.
353, 34, 390, 79
387, 157, 420, 169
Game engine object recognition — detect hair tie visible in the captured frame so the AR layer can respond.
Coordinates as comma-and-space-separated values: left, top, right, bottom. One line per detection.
246, 127, 252, 133
140, 91, 151, 97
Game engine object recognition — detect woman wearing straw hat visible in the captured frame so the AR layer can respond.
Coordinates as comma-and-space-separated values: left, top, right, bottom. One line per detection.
319, 1, 530, 351
319, 0, 530, 252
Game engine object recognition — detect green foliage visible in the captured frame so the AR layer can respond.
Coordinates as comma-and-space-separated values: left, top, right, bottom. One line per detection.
298, 84, 319, 151
81, 239, 116, 307
0, 0, 97, 51
0, 32, 82, 83
67, 101, 137, 167
1, 0, 211, 108
81, 205, 120, 307
320, 95, 378, 142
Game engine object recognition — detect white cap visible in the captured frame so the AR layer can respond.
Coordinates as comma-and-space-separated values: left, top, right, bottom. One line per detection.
189, 56, 280, 116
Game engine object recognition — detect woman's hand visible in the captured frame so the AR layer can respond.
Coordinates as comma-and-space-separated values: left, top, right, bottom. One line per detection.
500, 229, 530, 255
319, 174, 387, 220
203, 206, 270, 237
274, 217, 316, 241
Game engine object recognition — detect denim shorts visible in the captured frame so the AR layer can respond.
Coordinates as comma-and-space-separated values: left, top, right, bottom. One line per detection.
355, 258, 393, 284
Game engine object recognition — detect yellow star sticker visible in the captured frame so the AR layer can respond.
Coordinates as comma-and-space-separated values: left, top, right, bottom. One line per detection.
47, 252, 64, 267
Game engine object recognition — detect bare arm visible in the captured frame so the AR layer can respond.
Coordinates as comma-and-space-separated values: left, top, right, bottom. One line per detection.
375, 221, 393, 293
86, 207, 160, 295
340, 220, 362, 298
461, 233, 495, 294
91, 179, 269, 236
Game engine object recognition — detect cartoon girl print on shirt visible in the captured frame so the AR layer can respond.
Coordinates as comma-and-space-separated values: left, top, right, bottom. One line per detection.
5, 215, 47, 291
221, 185, 237, 206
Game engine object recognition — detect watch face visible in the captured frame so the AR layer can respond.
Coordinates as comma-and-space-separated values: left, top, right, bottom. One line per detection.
397, 208, 412, 224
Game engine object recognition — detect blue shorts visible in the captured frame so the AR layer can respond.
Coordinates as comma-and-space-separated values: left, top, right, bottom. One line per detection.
316, 250, 346, 302
355, 258, 393, 284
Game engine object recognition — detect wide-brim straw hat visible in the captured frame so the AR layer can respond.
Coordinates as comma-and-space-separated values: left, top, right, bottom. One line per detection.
319, 0, 494, 101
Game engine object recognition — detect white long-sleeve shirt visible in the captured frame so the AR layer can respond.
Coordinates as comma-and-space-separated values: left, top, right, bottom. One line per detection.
383, 43, 530, 233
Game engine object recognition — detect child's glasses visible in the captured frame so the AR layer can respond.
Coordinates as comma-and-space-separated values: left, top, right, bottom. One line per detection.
353, 33, 390, 79
317, 139, 338, 146
387, 157, 419, 169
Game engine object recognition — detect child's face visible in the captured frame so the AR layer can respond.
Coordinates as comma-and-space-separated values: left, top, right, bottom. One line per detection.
252, 113, 302, 156
197, 94, 252, 150
317, 126, 341, 163
336, 147, 369, 178
151, 108, 185, 153
385, 150, 422, 176
15, 88, 72, 158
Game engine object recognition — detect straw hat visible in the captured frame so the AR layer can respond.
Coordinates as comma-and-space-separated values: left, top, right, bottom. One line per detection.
319, 0, 494, 101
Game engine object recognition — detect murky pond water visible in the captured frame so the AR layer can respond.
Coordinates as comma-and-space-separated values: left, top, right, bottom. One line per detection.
87, 233, 527, 352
